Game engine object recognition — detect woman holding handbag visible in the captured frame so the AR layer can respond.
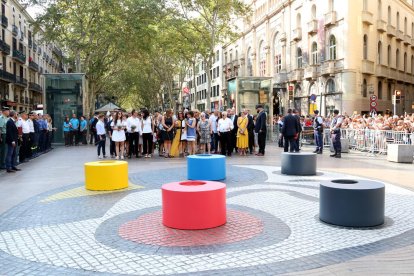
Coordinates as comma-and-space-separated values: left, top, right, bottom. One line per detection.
236, 110, 249, 156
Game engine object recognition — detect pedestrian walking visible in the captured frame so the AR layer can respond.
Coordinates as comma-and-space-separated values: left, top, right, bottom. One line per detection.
0, 107, 10, 169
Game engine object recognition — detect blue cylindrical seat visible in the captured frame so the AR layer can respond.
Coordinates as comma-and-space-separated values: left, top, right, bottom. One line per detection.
187, 154, 226, 181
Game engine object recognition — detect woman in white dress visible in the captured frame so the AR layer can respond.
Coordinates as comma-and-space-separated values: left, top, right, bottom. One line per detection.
110, 111, 127, 159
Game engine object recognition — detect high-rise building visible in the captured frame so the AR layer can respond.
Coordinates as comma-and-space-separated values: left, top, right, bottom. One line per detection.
222, 0, 414, 116
0, 0, 65, 112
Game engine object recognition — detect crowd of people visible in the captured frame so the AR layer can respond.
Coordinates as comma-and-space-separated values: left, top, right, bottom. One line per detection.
0, 107, 55, 173
275, 108, 414, 158
85, 105, 268, 160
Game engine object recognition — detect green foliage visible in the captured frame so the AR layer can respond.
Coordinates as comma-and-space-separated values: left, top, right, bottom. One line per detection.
31, 0, 249, 113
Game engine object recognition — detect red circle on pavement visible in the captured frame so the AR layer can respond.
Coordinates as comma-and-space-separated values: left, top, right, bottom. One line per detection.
119, 209, 264, 247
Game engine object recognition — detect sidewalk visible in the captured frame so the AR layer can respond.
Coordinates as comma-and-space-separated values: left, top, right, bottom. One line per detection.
0, 143, 413, 275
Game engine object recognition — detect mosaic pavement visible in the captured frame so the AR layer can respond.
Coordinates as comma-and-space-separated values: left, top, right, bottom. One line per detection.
1, 165, 414, 275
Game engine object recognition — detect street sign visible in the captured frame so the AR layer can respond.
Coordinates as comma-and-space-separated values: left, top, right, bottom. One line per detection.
288, 85, 294, 91
370, 101, 377, 107
183, 87, 189, 94
370, 95, 377, 101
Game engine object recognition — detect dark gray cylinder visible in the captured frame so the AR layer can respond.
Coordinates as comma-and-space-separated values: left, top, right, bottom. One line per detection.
319, 179, 385, 227
281, 152, 317, 176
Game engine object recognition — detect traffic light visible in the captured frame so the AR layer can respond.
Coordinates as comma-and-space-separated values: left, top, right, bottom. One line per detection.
395, 90, 401, 104
288, 90, 293, 101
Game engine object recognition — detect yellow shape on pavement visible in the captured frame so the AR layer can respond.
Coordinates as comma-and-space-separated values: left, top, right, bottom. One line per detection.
85, 161, 129, 191
40, 182, 143, 203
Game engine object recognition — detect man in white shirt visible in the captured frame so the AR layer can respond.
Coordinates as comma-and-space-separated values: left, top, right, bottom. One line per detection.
217, 111, 234, 156
27, 112, 35, 159
126, 110, 141, 158
209, 110, 218, 153
96, 114, 107, 158
19, 111, 30, 163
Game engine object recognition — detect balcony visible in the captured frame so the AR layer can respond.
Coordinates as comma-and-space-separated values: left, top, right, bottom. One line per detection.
361, 11, 373, 25
307, 20, 318, 34
388, 68, 397, 80
0, 69, 15, 83
274, 72, 288, 83
29, 82, 42, 93
375, 64, 388, 78
53, 46, 63, 57
304, 65, 318, 80
404, 35, 411, 45
1, 15, 8, 28
12, 25, 18, 36
289, 68, 304, 81
12, 50, 26, 63
396, 30, 404, 42
14, 76, 27, 87
29, 61, 39, 71
292, 28, 302, 41
361, 60, 374, 75
321, 61, 335, 76
0, 39, 10, 55
377, 19, 387, 32
324, 11, 337, 26
387, 24, 396, 37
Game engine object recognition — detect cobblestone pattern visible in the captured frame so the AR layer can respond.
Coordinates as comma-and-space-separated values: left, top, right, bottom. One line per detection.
0, 165, 414, 275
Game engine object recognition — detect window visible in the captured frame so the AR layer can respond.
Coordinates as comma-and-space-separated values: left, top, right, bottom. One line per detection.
387, 82, 392, 100
412, 22, 414, 38
329, 0, 334, 12
216, 50, 219, 62
363, 35, 368, 59
388, 6, 391, 23
387, 45, 391, 66
311, 42, 318, 64
259, 41, 266, 76
362, 79, 367, 97
378, 81, 382, 100
326, 78, 335, 93
247, 48, 253, 77
235, 50, 238, 62
273, 34, 282, 73
363, 0, 368, 11
378, 0, 382, 19
404, 17, 407, 34
396, 49, 400, 69
378, 41, 382, 64
296, 13, 301, 28
297, 48, 303, 69
396, 12, 400, 31
404, 52, 407, 72
311, 5, 316, 19
412, 55, 414, 74
329, 35, 336, 60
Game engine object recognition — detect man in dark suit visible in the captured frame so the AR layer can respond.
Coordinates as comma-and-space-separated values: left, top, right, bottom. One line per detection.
246, 109, 255, 154
254, 104, 267, 156
5, 111, 21, 173
281, 109, 300, 152
229, 109, 238, 154
293, 109, 302, 152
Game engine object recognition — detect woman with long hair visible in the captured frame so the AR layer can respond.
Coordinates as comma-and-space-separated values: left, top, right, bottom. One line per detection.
186, 111, 197, 155
161, 109, 174, 158
110, 111, 127, 159
170, 111, 185, 157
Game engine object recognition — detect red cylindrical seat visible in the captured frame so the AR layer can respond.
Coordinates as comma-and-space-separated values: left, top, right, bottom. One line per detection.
162, 181, 226, 230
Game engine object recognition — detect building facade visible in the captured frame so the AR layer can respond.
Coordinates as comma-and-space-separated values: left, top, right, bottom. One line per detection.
183, 47, 223, 111
0, 0, 65, 112
222, 0, 414, 116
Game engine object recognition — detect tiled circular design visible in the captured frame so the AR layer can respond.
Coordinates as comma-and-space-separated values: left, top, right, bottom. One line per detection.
118, 209, 264, 247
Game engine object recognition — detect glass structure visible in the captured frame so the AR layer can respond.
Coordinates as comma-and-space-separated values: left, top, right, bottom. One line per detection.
44, 74, 87, 143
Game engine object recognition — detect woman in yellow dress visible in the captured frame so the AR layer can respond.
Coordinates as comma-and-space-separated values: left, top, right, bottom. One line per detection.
170, 111, 184, 157
236, 110, 249, 156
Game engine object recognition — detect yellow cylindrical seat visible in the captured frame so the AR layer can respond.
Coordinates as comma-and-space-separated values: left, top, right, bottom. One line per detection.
84, 161, 128, 191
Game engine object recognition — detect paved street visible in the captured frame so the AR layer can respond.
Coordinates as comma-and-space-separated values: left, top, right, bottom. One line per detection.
0, 143, 414, 275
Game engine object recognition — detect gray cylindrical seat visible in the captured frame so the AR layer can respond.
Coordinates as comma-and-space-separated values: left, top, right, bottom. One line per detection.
319, 179, 385, 227
281, 152, 317, 176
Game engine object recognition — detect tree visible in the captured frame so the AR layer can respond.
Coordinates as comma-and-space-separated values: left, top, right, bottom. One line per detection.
172, 0, 250, 109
